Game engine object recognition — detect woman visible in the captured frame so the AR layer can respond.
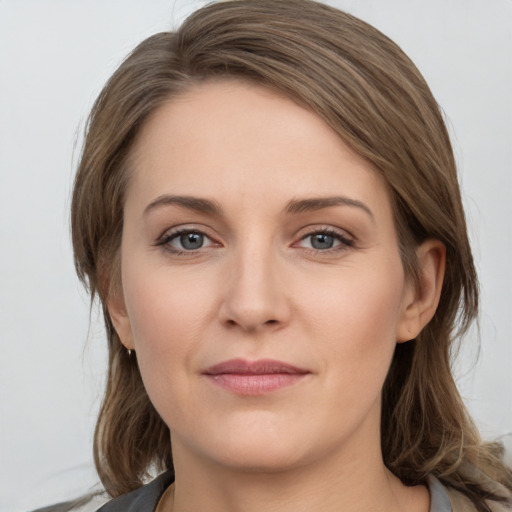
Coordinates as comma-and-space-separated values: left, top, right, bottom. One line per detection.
67, 0, 511, 511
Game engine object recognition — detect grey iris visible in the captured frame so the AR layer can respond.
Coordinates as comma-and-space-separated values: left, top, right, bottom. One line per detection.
181, 233, 204, 250
311, 233, 334, 250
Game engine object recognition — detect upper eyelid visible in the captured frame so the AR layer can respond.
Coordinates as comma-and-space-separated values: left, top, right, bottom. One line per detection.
301, 232, 352, 244
157, 224, 216, 241
294, 226, 356, 250
155, 228, 213, 251
154, 224, 355, 245
157, 228, 219, 255
296, 225, 355, 240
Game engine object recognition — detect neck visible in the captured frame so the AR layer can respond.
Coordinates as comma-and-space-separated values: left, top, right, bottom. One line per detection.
169, 424, 429, 512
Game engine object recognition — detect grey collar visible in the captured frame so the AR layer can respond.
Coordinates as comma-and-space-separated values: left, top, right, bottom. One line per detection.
429, 477, 453, 512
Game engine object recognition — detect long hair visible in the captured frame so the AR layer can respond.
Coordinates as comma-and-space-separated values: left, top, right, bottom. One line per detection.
71, 1, 512, 509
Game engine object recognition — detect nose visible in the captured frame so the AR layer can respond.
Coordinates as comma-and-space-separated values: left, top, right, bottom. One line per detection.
218, 242, 291, 333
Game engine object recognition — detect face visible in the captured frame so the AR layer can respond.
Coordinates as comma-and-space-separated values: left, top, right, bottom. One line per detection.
111, 80, 419, 474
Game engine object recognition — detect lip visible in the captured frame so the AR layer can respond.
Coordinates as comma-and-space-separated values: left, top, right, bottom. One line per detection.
203, 358, 310, 396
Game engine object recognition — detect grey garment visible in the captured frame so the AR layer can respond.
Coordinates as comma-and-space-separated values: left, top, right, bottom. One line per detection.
95, 471, 453, 512
430, 477, 453, 512
31, 494, 108, 512
95, 471, 173, 512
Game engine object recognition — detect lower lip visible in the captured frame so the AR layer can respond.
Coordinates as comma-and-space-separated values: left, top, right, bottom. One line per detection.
205, 373, 307, 395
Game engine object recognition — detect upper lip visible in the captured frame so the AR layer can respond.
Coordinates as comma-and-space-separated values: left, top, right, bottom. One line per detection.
203, 358, 310, 375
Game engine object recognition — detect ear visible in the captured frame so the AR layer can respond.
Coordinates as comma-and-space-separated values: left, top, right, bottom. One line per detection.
107, 286, 135, 351
396, 239, 446, 343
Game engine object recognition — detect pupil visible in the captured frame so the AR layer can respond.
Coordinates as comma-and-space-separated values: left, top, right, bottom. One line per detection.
311, 233, 334, 250
180, 233, 203, 250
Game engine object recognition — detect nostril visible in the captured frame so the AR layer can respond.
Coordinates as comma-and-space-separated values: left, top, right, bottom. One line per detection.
265, 319, 278, 325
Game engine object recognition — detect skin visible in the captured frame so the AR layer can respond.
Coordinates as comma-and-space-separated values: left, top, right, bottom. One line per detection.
109, 80, 445, 512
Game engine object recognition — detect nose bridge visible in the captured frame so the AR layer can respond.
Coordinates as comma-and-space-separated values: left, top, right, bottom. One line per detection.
220, 232, 288, 331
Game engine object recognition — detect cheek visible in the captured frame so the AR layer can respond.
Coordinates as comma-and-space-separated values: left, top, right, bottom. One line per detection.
120, 266, 223, 431
296, 258, 405, 383
123, 261, 215, 342
121, 262, 220, 394
292, 264, 405, 442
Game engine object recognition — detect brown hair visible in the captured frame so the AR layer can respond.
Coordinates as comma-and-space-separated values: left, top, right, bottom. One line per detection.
71, 0, 512, 509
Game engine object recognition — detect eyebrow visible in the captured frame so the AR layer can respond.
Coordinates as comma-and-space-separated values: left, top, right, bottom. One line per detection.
285, 196, 374, 220
144, 195, 222, 216
143, 194, 374, 220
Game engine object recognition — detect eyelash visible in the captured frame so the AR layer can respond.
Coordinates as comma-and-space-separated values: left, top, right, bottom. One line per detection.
156, 228, 217, 255
155, 227, 355, 255
296, 228, 354, 252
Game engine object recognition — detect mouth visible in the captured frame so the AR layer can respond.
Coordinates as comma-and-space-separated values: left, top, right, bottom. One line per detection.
202, 358, 310, 395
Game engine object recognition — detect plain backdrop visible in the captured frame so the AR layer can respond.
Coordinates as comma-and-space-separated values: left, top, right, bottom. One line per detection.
1, 1, 511, 511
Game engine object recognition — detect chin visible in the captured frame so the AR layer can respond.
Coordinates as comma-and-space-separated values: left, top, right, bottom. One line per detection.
173, 415, 316, 475
209, 442, 310, 474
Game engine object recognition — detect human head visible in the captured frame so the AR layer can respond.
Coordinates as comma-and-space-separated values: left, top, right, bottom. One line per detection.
72, 0, 478, 497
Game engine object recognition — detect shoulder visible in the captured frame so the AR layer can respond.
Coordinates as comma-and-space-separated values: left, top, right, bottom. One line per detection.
96, 471, 174, 512
430, 477, 512, 512
444, 483, 512, 512
445, 486, 512, 512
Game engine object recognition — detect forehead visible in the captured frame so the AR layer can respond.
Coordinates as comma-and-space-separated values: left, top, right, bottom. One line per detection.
126, 79, 392, 221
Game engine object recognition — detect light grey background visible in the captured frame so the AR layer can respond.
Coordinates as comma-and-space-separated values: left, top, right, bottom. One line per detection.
1, 1, 511, 511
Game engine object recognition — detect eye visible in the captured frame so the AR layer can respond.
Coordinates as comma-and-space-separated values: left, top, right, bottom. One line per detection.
175, 232, 206, 250
306, 232, 338, 250
158, 229, 216, 253
297, 229, 353, 251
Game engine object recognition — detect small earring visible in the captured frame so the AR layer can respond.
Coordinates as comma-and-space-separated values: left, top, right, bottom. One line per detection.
127, 348, 132, 357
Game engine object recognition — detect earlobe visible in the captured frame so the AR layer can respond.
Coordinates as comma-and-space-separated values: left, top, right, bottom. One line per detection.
107, 287, 135, 350
397, 239, 446, 343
